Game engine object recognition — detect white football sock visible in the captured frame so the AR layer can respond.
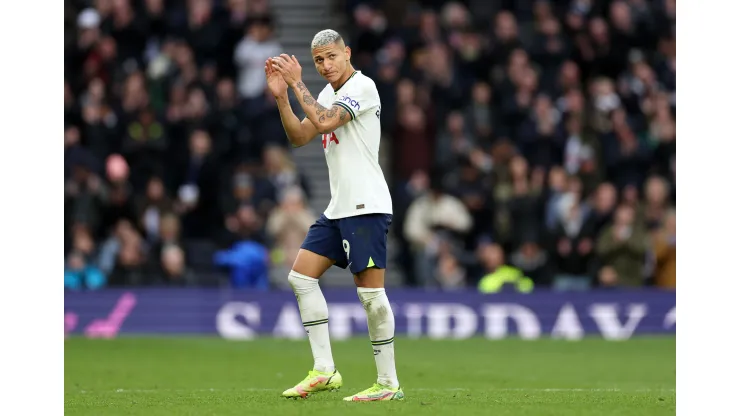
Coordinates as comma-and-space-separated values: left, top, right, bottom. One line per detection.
357, 287, 399, 388
288, 270, 335, 373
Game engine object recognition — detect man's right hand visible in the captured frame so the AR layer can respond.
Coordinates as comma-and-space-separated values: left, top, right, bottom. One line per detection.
265, 58, 288, 98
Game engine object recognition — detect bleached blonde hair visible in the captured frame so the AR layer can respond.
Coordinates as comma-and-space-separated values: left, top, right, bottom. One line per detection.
311, 29, 344, 49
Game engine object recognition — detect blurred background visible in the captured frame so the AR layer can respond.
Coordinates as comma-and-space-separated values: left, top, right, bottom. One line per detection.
63, 0, 676, 294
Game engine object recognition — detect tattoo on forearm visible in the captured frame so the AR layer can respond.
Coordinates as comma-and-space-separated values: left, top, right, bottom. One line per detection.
297, 82, 317, 107
303, 93, 317, 106
295, 82, 345, 124
326, 106, 337, 119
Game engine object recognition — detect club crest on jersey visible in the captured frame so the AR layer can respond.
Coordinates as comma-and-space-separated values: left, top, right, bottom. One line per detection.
322, 132, 339, 149
339, 95, 360, 110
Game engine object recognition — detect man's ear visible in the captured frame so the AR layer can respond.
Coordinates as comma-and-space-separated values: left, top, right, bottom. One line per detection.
345, 45, 352, 61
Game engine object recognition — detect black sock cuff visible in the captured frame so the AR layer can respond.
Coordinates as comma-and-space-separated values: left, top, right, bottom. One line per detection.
303, 318, 329, 327
370, 337, 394, 346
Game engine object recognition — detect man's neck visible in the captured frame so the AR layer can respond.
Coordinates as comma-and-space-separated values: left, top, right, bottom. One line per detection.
330, 65, 356, 90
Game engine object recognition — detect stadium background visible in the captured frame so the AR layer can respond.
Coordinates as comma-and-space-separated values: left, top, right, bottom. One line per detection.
64, 1, 675, 413
64, 0, 675, 292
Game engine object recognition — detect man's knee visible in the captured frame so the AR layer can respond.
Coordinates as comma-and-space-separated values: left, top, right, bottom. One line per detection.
354, 267, 385, 288
291, 248, 335, 279
288, 270, 319, 294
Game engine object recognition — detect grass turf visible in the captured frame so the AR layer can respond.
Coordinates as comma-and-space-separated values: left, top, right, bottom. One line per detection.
65, 337, 675, 415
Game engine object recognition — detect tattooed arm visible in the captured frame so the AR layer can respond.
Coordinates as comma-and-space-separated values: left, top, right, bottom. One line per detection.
274, 94, 319, 147
266, 58, 319, 147
270, 54, 352, 134
291, 81, 351, 134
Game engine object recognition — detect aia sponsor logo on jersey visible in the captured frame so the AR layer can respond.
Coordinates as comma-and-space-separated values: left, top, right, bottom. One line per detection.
322, 132, 339, 149
339, 95, 360, 110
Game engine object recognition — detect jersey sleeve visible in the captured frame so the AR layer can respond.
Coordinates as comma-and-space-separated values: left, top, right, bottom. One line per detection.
332, 78, 380, 120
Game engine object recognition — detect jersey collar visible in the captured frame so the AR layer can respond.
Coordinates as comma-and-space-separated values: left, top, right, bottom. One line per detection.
333, 70, 359, 94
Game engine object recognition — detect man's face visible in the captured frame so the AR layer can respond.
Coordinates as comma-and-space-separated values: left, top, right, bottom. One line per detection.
646, 177, 667, 203
595, 184, 617, 212
548, 167, 566, 190
312, 42, 350, 83
73, 166, 89, 183
162, 249, 185, 276
65, 126, 80, 147
160, 216, 180, 241
281, 191, 304, 212
68, 253, 85, 271
479, 244, 504, 270
521, 242, 539, 258
248, 23, 270, 42
145, 0, 164, 14
615, 205, 635, 226
189, 131, 211, 157
146, 178, 164, 200
216, 79, 235, 102
495, 12, 517, 40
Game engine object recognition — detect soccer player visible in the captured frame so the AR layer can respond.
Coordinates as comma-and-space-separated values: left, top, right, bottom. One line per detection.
265, 29, 403, 402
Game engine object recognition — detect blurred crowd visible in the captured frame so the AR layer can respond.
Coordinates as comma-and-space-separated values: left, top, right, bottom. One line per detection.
344, 0, 676, 291
64, 0, 313, 289
64, 0, 676, 292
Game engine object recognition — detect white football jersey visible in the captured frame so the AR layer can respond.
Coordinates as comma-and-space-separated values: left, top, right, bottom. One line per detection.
315, 71, 392, 220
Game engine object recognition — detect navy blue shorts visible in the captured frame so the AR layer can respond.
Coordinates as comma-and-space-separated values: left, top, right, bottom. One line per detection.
300, 213, 393, 275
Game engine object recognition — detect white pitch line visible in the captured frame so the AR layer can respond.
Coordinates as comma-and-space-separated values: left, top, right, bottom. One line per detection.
75, 387, 675, 394
492, 388, 675, 393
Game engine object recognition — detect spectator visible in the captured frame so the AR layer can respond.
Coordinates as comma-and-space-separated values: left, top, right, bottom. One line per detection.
184, 0, 225, 67
263, 145, 312, 200
506, 157, 546, 249
475, 242, 505, 282
596, 204, 649, 288
234, 15, 282, 119
589, 182, 618, 235
211, 78, 241, 156
446, 157, 495, 248
266, 186, 315, 272
149, 213, 185, 275
214, 233, 270, 289
174, 129, 221, 239
220, 161, 277, 223
65, 251, 106, 291
403, 173, 473, 288
652, 208, 676, 289
136, 176, 174, 243
510, 239, 551, 288
392, 102, 435, 184
550, 193, 598, 291
544, 166, 568, 231
477, 243, 534, 294
97, 219, 135, 276
434, 240, 467, 290
160, 245, 197, 286
70, 224, 98, 265
465, 81, 494, 143
435, 111, 475, 170
350, 4, 390, 68
108, 224, 150, 286
99, 155, 138, 237
639, 175, 672, 232
517, 93, 565, 169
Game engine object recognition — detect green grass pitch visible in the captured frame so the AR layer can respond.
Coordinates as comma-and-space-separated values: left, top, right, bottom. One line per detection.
65, 337, 675, 415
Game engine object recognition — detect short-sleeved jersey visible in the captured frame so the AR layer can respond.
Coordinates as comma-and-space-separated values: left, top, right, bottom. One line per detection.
315, 71, 392, 220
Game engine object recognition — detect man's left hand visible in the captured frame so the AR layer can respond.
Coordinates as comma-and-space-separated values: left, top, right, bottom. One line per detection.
271, 54, 303, 87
